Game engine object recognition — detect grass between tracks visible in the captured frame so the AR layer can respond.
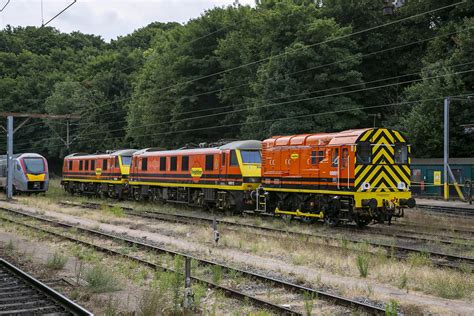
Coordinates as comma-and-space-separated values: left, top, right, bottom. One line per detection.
11, 180, 474, 304
0, 219, 270, 315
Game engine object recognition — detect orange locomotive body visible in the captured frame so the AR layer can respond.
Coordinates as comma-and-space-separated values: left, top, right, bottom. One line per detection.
256, 128, 415, 226
128, 140, 261, 212
61, 149, 137, 198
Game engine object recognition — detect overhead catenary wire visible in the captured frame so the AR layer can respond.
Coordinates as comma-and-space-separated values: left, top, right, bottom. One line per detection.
14, 65, 474, 147
59, 1, 466, 118
68, 26, 473, 127
15, 93, 473, 153
15, 68, 474, 150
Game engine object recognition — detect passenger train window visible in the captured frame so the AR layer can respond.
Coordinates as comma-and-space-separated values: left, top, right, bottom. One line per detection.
85, 160, 89, 171
230, 150, 238, 166
357, 142, 371, 164
394, 143, 408, 164
69, 161, 72, 170
102, 159, 107, 171
181, 156, 189, 171
331, 148, 339, 167
205, 155, 214, 171
91, 160, 95, 171
160, 157, 166, 171
142, 158, 148, 171
79, 160, 83, 171
170, 157, 177, 171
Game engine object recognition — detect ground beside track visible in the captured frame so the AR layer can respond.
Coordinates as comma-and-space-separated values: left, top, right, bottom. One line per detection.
2, 181, 474, 314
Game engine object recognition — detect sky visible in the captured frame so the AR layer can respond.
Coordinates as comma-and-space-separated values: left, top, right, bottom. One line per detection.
0, 0, 255, 41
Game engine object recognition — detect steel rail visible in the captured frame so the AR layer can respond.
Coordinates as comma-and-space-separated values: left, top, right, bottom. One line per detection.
0, 206, 385, 315
417, 204, 474, 217
62, 201, 474, 269
0, 258, 92, 315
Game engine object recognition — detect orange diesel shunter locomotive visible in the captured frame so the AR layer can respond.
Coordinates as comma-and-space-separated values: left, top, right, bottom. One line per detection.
255, 128, 416, 226
61, 149, 137, 198
128, 140, 261, 212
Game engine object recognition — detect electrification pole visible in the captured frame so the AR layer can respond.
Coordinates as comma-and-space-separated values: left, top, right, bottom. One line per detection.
1, 112, 80, 200
443, 97, 449, 200
6, 116, 13, 200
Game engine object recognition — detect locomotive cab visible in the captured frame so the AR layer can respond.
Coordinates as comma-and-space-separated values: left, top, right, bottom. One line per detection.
353, 128, 416, 223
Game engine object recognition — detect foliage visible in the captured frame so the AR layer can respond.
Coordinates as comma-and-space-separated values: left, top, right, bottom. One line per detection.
356, 254, 369, 278
1, 1, 472, 161
46, 251, 68, 270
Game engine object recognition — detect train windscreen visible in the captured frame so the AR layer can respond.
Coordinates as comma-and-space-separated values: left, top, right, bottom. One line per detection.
23, 158, 45, 174
240, 150, 261, 164
121, 156, 132, 166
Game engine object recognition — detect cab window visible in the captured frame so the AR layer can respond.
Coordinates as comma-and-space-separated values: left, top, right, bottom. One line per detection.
69, 161, 73, 170
91, 160, 95, 171
394, 143, 408, 164
357, 142, 371, 164
331, 148, 339, 167
342, 148, 349, 168
230, 150, 238, 166
102, 159, 107, 171
240, 150, 261, 164
160, 157, 166, 171
121, 156, 132, 166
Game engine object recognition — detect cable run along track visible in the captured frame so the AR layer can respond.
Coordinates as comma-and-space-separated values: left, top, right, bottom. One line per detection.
0, 206, 386, 315
0, 258, 92, 316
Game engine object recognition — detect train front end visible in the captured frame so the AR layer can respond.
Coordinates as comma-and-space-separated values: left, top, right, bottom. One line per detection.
16, 153, 49, 193
353, 128, 416, 223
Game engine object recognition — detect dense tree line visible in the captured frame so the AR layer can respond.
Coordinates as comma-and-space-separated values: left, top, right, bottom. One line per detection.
0, 0, 472, 169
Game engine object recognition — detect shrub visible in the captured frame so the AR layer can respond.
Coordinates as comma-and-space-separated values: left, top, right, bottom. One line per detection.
138, 286, 166, 316
356, 254, 369, 278
385, 300, 398, 316
46, 251, 68, 270
84, 264, 121, 293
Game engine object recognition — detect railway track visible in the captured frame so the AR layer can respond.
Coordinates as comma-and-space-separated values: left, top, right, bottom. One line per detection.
60, 201, 474, 271
416, 204, 474, 217
0, 206, 386, 315
0, 258, 92, 315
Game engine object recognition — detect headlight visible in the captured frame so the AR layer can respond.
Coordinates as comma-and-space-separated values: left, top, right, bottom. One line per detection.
397, 182, 406, 190
362, 182, 371, 190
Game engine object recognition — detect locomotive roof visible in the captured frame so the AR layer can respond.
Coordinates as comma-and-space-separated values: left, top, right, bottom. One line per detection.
65, 149, 137, 159
264, 128, 390, 147
134, 140, 261, 157
0, 153, 45, 159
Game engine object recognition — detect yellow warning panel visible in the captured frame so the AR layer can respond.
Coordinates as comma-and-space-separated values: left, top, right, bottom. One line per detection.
434, 171, 441, 185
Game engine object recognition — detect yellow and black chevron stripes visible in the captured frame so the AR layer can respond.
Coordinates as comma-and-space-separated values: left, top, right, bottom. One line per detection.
355, 128, 410, 192
355, 164, 410, 192
359, 128, 406, 144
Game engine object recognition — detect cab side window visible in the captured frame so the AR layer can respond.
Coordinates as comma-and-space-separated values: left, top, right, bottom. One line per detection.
91, 160, 95, 171
230, 150, 238, 166
357, 142, 371, 164
331, 148, 339, 167
342, 148, 349, 168
102, 159, 107, 171
69, 161, 73, 170
394, 143, 408, 164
